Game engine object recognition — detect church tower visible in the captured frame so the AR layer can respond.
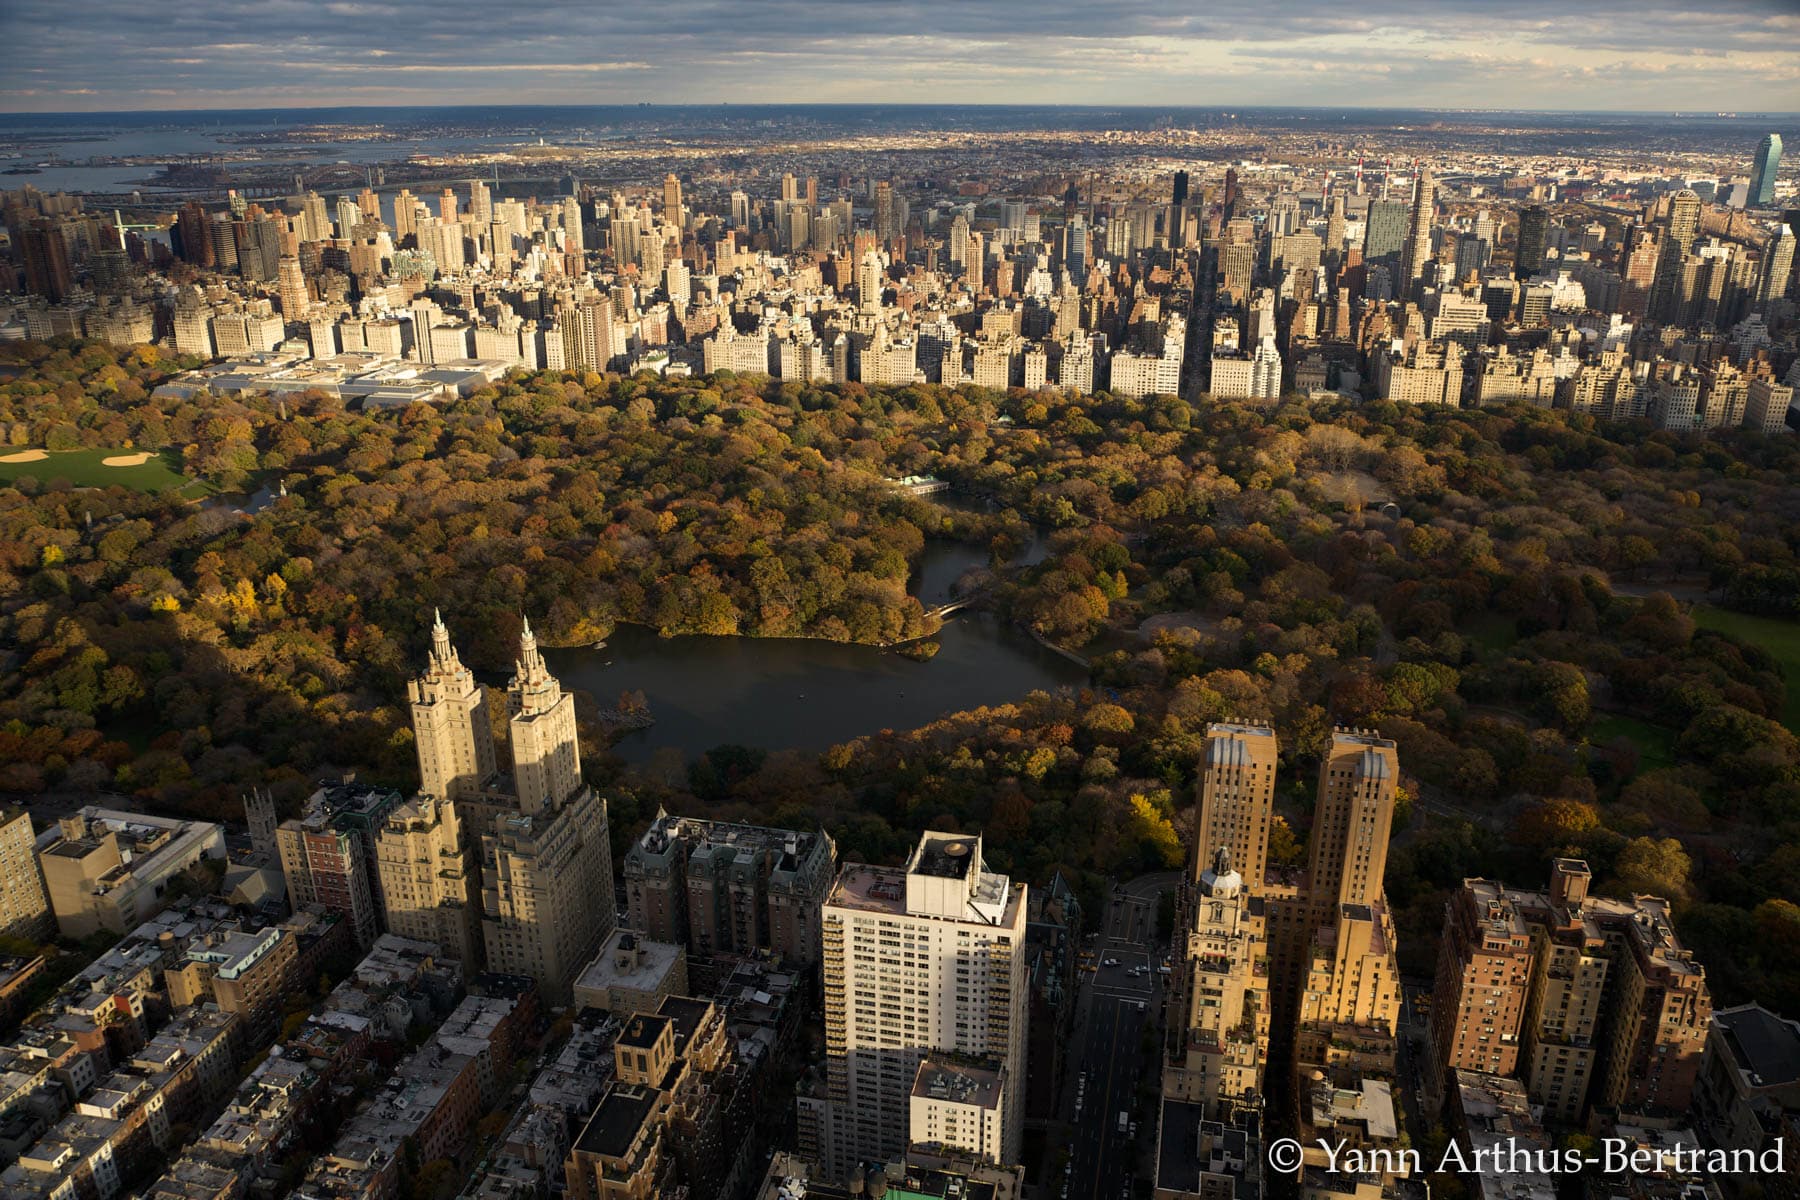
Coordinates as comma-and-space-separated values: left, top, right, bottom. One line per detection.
407, 610, 496, 802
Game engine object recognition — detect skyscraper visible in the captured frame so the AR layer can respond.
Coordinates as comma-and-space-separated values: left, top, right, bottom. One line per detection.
299, 191, 330, 242
805, 831, 1028, 1179
1651, 189, 1703, 323
1398, 168, 1436, 292
1362, 199, 1408, 262
479, 619, 615, 1003
662, 172, 683, 225
207, 215, 239, 275
1164, 841, 1270, 1115
393, 188, 419, 242
1750, 133, 1782, 208
506, 616, 579, 818
664, 258, 690, 308
1758, 225, 1795, 310
0, 808, 51, 942
1308, 730, 1398, 911
407, 610, 497, 803
175, 201, 214, 267
1173, 169, 1190, 207
561, 195, 585, 253
333, 195, 360, 242
858, 251, 885, 314
1190, 722, 1278, 888
1064, 214, 1088, 286
276, 255, 308, 319
386, 612, 614, 992
1515, 204, 1549, 280
19, 220, 71, 301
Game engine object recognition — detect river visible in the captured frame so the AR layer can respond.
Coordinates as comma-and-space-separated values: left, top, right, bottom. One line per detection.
544, 520, 1086, 764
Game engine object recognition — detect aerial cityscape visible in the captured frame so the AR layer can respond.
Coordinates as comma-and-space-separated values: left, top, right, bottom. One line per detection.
1, 5, 1798, 1200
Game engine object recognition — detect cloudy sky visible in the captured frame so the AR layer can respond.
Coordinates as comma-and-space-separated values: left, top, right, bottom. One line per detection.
2, 0, 1798, 114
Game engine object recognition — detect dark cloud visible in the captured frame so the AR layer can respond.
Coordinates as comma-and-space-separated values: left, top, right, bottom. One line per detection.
1, 0, 1796, 111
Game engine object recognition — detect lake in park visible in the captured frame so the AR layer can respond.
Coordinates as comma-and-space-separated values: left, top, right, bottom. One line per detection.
545, 520, 1088, 764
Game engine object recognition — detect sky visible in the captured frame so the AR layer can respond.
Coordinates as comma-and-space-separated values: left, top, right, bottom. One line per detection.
2, 0, 1799, 115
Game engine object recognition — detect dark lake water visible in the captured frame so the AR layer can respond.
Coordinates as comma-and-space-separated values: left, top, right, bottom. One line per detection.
544, 523, 1086, 764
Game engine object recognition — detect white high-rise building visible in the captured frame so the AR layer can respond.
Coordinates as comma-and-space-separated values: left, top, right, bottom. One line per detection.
806, 831, 1028, 1179
858, 251, 885, 314
664, 259, 691, 309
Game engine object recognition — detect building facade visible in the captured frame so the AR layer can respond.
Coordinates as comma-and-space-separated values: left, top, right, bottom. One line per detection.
809, 832, 1028, 1180
623, 813, 836, 968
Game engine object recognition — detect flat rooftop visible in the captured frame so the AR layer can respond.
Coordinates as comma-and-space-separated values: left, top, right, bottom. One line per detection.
882, 1170, 1004, 1200
1715, 1004, 1800, 1088
1157, 1101, 1261, 1200
637, 814, 824, 858
573, 930, 683, 996
911, 1057, 1003, 1110
616, 1014, 669, 1053
656, 995, 712, 1049
1206, 721, 1275, 738
573, 1086, 657, 1160
827, 864, 908, 915
300, 784, 402, 827
1332, 728, 1397, 750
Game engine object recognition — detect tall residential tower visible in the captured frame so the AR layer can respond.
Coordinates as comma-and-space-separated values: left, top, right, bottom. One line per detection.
479, 619, 615, 1003
803, 831, 1028, 1179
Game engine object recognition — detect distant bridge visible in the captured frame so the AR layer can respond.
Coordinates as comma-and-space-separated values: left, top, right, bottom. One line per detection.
925, 595, 982, 621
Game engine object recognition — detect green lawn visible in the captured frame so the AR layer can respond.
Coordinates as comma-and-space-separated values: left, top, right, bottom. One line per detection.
1588, 712, 1677, 772
1693, 605, 1800, 735
0, 448, 211, 497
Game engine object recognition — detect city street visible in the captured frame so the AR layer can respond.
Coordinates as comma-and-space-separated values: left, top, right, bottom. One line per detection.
1059, 875, 1175, 1200
1395, 974, 1438, 1147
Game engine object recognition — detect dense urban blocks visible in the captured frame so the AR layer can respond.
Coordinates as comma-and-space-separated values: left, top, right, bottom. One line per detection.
1, 95, 1798, 1200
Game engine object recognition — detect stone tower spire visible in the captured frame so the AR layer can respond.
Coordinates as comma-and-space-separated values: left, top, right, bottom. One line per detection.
430, 607, 459, 672
409, 613, 496, 802
508, 613, 579, 815
514, 614, 550, 687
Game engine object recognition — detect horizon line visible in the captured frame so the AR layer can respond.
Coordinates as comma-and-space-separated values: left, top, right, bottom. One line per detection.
3, 101, 1799, 120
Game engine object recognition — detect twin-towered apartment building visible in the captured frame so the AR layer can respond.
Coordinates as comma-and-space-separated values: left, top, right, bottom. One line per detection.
273, 610, 615, 1005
